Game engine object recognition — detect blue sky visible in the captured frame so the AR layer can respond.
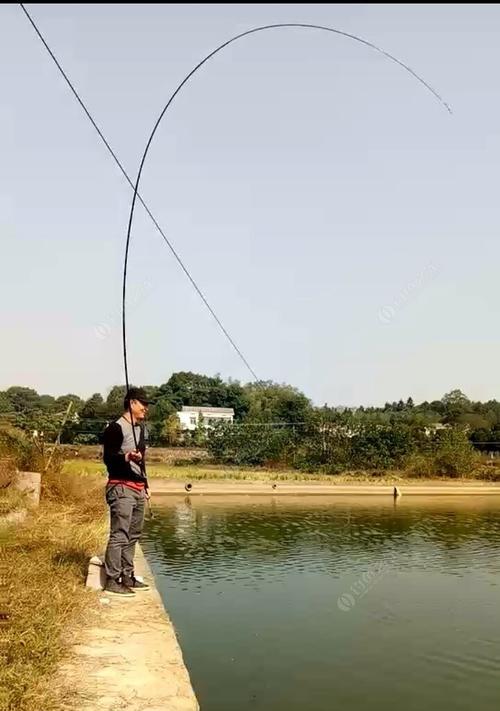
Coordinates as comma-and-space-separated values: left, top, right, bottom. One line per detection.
1, 4, 499, 405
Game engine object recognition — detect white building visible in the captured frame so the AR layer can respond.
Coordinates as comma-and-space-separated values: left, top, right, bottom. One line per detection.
177, 406, 234, 431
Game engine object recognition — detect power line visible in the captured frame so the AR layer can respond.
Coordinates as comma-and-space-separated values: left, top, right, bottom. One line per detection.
19, 3, 260, 383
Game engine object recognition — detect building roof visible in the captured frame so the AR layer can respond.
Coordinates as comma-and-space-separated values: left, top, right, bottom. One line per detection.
180, 406, 234, 415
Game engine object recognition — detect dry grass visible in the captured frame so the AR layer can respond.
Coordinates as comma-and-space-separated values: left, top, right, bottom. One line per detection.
62, 457, 499, 485
0, 458, 18, 516
0, 469, 107, 711
0, 488, 28, 516
62, 458, 342, 482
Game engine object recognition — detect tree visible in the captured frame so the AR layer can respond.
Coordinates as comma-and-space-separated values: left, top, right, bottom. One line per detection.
0, 392, 15, 414
455, 413, 489, 430
442, 390, 472, 423
350, 422, 417, 470
81, 393, 104, 419
207, 421, 294, 466
156, 372, 248, 415
161, 414, 182, 446
187, 417, 208, 448
442, 389, 470, 407
470, 428, 494, 453
5, 387, 40, 412
432, 428, 478, 477
159, 372, 216, 409
244, 382, 312, 423
38, 395, 56, 411
55, 394, 84, 412
104, 386, 127, 418
429, 400, 445, 415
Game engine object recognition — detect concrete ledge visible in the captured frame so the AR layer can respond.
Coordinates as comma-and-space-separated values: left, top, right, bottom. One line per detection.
67, 545, 199, 710
148, 479, 500, 496
0, 472, 41, 527
14, 471, 41, 506
85, 555, 106, 591
0, 509, 27, 528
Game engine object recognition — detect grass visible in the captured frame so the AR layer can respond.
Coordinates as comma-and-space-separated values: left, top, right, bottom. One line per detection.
0, 458, 21, 515
62, 458, 349, 482
0, 487, 27, 516
61, 457, 500, 485
0, 468, 107, 711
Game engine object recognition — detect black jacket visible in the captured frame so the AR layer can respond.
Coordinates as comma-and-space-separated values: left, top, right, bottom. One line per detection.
102, 419, 147, 483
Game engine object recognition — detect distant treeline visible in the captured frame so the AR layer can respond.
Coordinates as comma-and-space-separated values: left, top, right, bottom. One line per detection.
1, 374, 499, 475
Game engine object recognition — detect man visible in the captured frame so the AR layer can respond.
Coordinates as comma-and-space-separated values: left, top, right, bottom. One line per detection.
102, 386, 151, 596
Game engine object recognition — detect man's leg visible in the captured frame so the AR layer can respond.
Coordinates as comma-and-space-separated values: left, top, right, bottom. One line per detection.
121, 489, 145, 579
104, 485, 134, 582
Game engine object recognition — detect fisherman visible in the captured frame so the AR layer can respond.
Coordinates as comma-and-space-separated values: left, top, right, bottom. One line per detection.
102, 387, 151, 596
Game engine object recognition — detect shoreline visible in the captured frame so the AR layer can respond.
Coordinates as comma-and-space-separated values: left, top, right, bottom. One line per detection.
148, 479, 500, 496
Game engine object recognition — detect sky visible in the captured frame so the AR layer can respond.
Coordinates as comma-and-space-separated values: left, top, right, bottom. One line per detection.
1, 4, 499, 406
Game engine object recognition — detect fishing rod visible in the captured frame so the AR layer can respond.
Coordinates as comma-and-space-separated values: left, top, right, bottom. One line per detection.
121, 21, 451, 414
18, 11, 452, 504
120, 23, 451, 494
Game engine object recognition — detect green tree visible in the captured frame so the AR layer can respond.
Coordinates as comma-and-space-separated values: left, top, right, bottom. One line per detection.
157, 372, 249, 418
38, 395, 56, 411
104, 386, 127, 418
244, 382, 312, 423
350, 422, 418, 470
432, 427, 478, 477
5, 387, 40, 412
207, 421, 294, 466
161, 414, 182, 446
0, 392, 15, 414
80, 393, 104, 419
55, 394, 84, 412
441, 390, 471, 423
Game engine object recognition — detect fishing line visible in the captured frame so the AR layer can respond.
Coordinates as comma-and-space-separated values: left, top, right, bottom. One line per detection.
19, 3, 260, 383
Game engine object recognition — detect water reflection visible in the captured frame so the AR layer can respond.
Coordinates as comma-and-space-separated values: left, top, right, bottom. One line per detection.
142, 496, 500, 711
144, 496, 500, 587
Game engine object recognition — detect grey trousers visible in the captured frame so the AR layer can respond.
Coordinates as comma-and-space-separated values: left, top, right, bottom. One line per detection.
104, 483, 145, 581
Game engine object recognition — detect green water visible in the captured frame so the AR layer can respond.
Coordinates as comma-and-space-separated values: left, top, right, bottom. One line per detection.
142, 496, 500, 711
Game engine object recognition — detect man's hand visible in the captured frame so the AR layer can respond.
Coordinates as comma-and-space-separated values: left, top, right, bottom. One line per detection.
125, 450, 143, 463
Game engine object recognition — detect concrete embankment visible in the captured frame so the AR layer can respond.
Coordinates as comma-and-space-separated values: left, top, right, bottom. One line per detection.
148, 478, 500, 497
67, 546, 199, 711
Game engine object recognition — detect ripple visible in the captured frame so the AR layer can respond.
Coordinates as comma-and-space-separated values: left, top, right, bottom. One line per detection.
143, 499, 500, 711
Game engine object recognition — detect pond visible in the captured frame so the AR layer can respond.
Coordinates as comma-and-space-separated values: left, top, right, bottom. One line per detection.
142, 496, 500, 711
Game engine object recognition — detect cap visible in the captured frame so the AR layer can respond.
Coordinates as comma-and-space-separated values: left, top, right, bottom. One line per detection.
124, 387, 151, 406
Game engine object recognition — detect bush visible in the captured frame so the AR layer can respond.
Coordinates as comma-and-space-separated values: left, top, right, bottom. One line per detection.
350, 423, 418, 470
73, 433, 99, 445
403, 453, 434, 478
292, 423, 351, 474
0, 456, 15, 489
207, 418, 481, 479
431, 428, 478, 477
0, 425, 44, 472
471, 465, 500, 481
207, 422, 295, 466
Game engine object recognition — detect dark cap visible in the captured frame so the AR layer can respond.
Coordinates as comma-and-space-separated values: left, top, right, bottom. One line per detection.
124, 387, 151, 407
